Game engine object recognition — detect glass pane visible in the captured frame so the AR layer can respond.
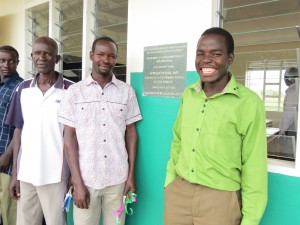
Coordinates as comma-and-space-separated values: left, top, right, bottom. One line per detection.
266, 70, 280, 83
265, 97, 280, 111
26, 2, 49, 76
220, 0, 299, 26
55, 0, 83, 82
268, 135, 296, 161
245, 70, 264, 98
94, 0, 128, 81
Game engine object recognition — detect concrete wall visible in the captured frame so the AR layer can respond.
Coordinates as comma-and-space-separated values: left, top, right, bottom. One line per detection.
0, 0, 25, 77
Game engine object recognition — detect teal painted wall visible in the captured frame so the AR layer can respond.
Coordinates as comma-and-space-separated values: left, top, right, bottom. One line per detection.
260, 173, 300, 225
67, 72, 300, 225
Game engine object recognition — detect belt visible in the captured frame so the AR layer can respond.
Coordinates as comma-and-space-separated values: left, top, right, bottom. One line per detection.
178, 176, 203, 186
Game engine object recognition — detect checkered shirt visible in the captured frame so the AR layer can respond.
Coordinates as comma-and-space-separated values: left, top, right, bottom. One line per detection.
0, 72, 23, 175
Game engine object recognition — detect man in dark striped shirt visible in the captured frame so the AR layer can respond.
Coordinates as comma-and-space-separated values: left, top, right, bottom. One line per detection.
0, 45, 23, 225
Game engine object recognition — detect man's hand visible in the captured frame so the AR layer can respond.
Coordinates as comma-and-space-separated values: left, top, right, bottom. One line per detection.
123, 175, 136, 195
0, 151, 12, 172
9, 174, 20, 200
73, 183, 90, 209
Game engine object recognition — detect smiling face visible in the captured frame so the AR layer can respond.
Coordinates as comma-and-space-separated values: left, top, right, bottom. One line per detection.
90, 40, 117, 78
195, 34, 234, 88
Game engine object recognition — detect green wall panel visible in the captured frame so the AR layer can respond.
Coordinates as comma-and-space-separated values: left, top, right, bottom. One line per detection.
260, 173, 300, 225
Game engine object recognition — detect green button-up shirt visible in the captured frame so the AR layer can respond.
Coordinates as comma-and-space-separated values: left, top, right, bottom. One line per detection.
165, 75, 267, 225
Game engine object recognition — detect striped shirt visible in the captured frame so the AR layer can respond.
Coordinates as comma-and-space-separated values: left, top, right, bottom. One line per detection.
0, 71, 23, 175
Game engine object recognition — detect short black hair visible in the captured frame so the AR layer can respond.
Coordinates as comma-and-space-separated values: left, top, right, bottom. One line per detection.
0, 45, 19, 60
201, 27, 234, 54
91, 36, 118, 52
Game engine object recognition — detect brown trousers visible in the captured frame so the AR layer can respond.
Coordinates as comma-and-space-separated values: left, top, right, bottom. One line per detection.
164, 177, 242, 225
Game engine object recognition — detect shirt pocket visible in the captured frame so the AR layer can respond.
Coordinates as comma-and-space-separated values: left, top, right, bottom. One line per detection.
107, 101, 127, 125
75, 101, 101, 127
203, 122, 242, 166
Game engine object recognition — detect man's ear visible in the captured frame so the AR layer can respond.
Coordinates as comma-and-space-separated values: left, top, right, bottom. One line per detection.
228, 52, 234, 65
89, 51, 93, 60
55, 55, 61, 64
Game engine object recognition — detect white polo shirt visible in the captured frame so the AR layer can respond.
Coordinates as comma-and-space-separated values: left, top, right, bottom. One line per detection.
6, 73, 73, 186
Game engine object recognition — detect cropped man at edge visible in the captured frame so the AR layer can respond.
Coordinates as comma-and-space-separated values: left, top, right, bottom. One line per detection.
58, 36, 142, 225
279, 67, 299, 137
0, 45, 23, 225
164, 27, 267, 225
6, 37, 73, 225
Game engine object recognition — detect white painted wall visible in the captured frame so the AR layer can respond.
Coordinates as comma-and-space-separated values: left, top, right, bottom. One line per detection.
0, 0, 25, 78
127, 0, 218, 78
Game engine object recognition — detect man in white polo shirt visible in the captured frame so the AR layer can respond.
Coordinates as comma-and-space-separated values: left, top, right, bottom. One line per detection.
6, 36, 73, 225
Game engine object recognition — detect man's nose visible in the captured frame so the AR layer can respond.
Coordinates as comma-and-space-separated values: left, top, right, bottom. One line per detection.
103, 55, 110, 62
39, 52, 48, 59
3, 60, 10, 66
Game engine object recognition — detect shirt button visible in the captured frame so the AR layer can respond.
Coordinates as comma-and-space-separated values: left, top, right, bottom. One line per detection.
201, 110, 204, 113
196, 128, 199, 131
191, 169, 194, 172
104, 155, 107, 158
103, 124, 106, 126
102, 108, 105, 110
205, 99, 208, 102
192, 149, 195, 152
104, 139, 106, 142
102, 93, 104, 95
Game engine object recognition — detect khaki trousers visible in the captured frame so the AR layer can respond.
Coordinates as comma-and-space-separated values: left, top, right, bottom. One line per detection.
73, 182, 125, 225
0, 173, 17, 225
164, 177, 242, 225
17, 180, 67, 225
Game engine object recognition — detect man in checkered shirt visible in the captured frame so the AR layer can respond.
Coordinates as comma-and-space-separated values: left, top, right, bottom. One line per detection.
0, 45, 23, 225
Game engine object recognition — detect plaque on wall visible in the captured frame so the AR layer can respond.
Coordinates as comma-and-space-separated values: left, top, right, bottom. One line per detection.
143, 43, 187, 97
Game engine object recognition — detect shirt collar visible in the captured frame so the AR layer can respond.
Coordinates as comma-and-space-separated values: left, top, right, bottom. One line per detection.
1, 71, 21, 85
85, 74, 121, 89
191, 73, 241, 97
31, 71, 65, 89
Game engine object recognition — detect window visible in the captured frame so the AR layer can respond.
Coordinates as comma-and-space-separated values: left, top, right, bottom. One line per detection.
246, 60, 298, 111
25, 0, 128, 82
93, 0, 128, 82
218, 0, 300, 174
54, 0, 83, 82
25, 3, 49, 77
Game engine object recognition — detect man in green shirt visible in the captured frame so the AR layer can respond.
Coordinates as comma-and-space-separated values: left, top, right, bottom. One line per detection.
164, 27, 267, 225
